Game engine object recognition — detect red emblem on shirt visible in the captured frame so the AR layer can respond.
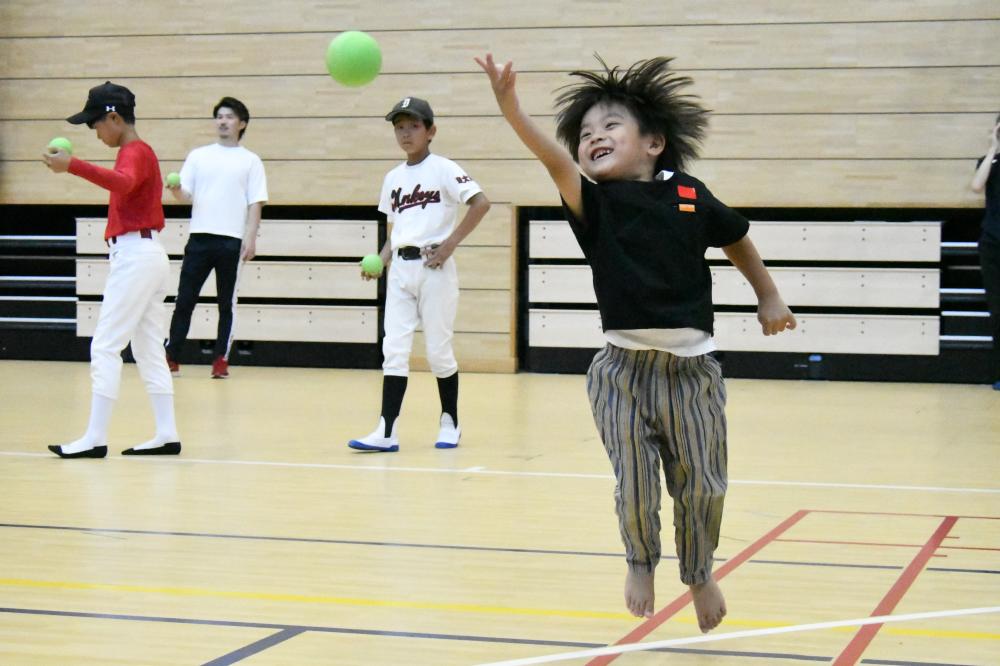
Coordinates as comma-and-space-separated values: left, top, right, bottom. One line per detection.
678, 185, 697, 200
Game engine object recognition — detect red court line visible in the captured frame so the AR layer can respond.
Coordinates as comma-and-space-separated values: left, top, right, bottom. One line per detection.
809, 509, 1000, 520
831, 516, 959, 665
775, 538, 949, 552
586, 509, 810, 666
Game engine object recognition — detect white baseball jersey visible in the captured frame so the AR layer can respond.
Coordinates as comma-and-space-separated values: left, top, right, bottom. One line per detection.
378, 153, 482, 248
179, 143, 268, 239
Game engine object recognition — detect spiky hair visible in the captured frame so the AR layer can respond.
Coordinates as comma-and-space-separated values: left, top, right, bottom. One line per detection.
555, 56, 709, 173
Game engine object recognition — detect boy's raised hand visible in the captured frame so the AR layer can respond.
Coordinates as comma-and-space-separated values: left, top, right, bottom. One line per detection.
474, 53, 519, 117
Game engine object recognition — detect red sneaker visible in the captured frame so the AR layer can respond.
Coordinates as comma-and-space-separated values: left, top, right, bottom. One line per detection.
211, 356, 229, 379
166, 356, 180, 375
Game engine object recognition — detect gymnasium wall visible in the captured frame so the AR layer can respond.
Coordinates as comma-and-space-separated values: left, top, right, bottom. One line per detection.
1, 1, 998, 373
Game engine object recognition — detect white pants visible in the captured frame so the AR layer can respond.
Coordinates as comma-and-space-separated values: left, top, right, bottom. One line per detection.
90, 232, 173, 399
382, 255, 459, 378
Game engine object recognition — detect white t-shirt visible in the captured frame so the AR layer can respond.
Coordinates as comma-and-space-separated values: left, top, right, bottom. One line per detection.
378, 153, 482, 249
179, 143, 268, 239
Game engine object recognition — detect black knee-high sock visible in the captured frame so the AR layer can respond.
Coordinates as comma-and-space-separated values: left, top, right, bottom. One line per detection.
436, 372, 458, 425
380, 375, 407, 435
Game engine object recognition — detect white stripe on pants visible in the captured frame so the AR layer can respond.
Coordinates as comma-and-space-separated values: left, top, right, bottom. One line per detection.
91, 233, 173, 399
382, 255, 458, 378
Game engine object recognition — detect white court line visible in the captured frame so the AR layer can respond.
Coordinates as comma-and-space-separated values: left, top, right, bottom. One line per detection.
476, 606, 1000, 666
2, 451, 999, 494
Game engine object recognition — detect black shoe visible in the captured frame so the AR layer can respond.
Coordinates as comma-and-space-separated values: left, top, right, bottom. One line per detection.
121, 442, 182, 456
48, 445, 108, 459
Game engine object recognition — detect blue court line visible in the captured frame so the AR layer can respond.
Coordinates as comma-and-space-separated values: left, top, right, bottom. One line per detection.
2, 522, 996, 577
0, 606, 976, 666
202, 628, 304, 666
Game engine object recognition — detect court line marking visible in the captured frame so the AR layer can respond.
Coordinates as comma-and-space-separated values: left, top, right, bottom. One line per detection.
2, 451, 997, 494
475, 606, 1000, 666
3, 523, 996, 577
832, 516, 957, 664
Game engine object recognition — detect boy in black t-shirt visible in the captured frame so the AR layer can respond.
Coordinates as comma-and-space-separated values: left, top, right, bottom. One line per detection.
477, 53, 796, 632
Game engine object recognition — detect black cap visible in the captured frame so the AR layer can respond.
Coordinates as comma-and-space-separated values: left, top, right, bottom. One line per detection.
67, 81, 136, 125
385, 97, 433, 124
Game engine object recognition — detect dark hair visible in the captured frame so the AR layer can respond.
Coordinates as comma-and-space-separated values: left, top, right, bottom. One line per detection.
555, 56, 709, 173
87, 107, 135, 128
213, 96, 250, 139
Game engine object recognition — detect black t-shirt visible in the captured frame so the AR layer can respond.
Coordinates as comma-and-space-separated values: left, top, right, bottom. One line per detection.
977, 155, 1000, 242
561, 172, 749, 334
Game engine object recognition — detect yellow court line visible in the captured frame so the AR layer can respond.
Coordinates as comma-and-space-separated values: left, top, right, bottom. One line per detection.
3, 577, 999, 641
0, 577, 630, 620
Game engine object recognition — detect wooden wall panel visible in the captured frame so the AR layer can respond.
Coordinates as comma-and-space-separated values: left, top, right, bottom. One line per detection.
4, 1, 997, 37
4, 22, 998, 79
4, 1, 998, 373
2, 158, 986, 208
7, 114, 998, 162
5, 67, 999, 123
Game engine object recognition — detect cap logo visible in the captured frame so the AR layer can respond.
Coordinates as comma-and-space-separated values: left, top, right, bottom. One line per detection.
105, 105, 116, 112
401, 98, 411, 108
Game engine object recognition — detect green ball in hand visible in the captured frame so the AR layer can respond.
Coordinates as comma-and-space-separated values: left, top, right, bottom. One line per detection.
325, 31, 382, 87
361, 253, 383, 276
48, 137, 73, 155
165, 172, 181, 188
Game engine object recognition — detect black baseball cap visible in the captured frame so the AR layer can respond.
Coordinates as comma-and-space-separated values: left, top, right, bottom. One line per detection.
385, 97, 433, 124
67, 81, 136, 125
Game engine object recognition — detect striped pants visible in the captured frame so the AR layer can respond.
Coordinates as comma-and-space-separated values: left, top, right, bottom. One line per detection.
586, 344, 728, 585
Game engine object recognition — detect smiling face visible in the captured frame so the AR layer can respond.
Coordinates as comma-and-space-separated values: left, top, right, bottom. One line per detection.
577, 101, 664, 182
392, 113, 436, 164
215, 106, 247, 145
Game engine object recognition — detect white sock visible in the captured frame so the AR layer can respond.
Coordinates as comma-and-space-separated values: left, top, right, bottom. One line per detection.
60, 394, 114, 454
132, 393, 179, 451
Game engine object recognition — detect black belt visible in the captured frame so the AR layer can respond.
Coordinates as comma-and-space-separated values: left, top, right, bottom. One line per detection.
397, 246, 422, 260
108, 228, 153, 244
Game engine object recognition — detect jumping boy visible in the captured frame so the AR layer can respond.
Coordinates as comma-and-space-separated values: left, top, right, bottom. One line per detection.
42, 81, 181, 458
348, 97, 491, 452
165, 96, 268, 379
476, 54, 796, 631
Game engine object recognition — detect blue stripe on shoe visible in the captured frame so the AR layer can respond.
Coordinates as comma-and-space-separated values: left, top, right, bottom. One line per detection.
348, 440, 399, 452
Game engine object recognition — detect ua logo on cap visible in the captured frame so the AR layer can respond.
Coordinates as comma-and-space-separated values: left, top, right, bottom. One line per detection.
105, 105, 116, 112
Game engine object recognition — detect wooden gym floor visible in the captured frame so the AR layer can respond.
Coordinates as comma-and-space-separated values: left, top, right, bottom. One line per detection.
0, 359, 998, 665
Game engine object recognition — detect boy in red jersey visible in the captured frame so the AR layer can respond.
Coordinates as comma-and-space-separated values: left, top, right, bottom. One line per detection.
42, 81, 181, 458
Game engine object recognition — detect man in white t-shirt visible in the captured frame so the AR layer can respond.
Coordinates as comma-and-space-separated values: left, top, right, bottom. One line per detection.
165, 96, 268, 378
349, 96, 491, 452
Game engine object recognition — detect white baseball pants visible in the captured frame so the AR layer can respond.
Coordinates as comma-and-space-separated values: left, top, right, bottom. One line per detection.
90, 231, 173, 399
382, 255, 459, 378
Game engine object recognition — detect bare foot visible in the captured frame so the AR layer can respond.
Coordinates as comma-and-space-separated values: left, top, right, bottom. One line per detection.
690, 576, 727, 632
624, 568, 655, 618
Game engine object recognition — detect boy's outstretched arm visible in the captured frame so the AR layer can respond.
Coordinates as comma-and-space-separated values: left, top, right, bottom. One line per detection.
722, 236, 797, 336
475, 53, 583, 219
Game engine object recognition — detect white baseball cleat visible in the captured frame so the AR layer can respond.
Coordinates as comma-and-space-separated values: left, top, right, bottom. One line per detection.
348, 417, 399, 452
434, 413, 461, 449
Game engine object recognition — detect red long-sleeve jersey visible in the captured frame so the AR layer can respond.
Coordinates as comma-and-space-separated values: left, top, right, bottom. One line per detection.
67, 140, 165, 240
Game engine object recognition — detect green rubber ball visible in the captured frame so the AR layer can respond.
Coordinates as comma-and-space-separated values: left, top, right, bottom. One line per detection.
165, 172, 181, 188
48, 137, 73, 155
361, 253, 383, 276
325, 31, 382, 87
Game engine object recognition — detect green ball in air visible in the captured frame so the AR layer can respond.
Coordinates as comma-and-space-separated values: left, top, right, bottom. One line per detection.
325, 31, 382, 87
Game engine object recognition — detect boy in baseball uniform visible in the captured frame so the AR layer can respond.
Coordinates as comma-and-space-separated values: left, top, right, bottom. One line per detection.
42, 81, 181, 458
165, 96, 268, 379
349, 97, 491, 452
